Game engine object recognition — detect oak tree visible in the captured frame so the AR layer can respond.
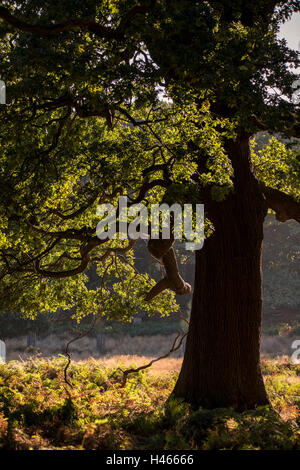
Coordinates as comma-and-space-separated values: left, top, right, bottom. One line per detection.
0, 0, 299, 410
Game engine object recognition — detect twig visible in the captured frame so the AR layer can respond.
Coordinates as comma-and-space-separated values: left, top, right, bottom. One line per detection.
118, 331, 187, 387
179, 309, 190, 326
64, 316, 100, 387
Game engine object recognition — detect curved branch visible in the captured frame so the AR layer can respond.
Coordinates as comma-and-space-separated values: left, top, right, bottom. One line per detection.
145, 277, 170, 301
118, 331, 187, 387
32, 237, 104, 278
29, 225, 95, 241
131, 178, 169, 205
0, 4, 150, 39
33, 255, 89, 279
145, 238, 192, 301
259, 182, 300, 223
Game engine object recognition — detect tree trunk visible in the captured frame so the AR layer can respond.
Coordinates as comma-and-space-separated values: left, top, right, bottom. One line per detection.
27, 332, 37, 348
173, 135, 270, 410
96, 333, 106, 354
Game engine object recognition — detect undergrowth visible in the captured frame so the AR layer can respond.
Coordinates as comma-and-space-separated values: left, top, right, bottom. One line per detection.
0, 357, 299, 450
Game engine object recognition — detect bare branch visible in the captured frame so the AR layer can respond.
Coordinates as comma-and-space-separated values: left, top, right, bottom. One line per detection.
145, 238, 192, 301
64, 316, 100, 388
116, 331, 187, 388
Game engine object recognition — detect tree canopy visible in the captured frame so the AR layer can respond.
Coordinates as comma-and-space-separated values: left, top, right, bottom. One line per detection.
0, 0, 299, 325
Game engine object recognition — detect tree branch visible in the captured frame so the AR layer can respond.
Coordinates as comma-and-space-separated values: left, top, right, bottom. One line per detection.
0, 4, 150, 40
259, 182, 300, 223
145, 238, 192, 301
111, 331, 187, 388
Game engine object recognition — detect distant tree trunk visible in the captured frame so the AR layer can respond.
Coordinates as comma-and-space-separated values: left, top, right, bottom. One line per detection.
27, 332, 37, 348
173, 133, 270, 410
96, 333, 106, 354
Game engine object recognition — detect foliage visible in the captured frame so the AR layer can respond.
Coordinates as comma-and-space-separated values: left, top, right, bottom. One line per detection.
252, 136, 300, 201
0, 0, 299, 323
252, 134, 300, 310
0, 357, 298, 450
0, 211, 298, 338
0, 0, 299, 419
0, 311, 58, 339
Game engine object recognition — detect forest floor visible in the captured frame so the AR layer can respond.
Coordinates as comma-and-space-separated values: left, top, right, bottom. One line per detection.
0, 356, 299, 450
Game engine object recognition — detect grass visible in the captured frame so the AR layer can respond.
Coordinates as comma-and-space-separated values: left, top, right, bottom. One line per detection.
5, 334, 186, 361
5, 330, 299, 361
0, 356, 299, 450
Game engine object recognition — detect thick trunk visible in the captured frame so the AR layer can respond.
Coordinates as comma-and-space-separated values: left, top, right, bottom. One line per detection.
173, 136, 270, 410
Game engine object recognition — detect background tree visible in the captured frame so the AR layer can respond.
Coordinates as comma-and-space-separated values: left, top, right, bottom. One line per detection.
0, 0, 299, 410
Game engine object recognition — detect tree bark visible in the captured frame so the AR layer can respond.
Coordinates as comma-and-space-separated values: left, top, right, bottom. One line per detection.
173, 135, 270, 410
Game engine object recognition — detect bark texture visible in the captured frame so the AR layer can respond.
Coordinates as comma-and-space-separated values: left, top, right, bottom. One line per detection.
173, 135, 270, 410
